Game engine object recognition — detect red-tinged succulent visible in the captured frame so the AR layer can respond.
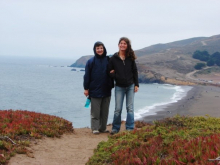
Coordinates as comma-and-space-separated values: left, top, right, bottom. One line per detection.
87, 115, 220, 165
0, 109, 74, 164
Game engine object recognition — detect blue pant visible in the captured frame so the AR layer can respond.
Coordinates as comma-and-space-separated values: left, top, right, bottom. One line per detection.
112, 84, 135, 132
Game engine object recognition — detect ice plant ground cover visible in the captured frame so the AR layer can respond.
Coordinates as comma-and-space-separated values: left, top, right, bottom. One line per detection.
0, 110, 73, 164
87, 115, 220, 165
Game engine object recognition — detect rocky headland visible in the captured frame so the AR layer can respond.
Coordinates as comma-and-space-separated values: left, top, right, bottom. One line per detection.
70, 34, 220, 86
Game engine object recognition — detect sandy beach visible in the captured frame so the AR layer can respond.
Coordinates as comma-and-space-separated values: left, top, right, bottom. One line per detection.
8, 85, 220, 165
141, 85, 220, 123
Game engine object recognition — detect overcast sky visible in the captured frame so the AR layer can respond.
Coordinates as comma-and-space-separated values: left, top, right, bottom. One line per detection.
0, 0, 220, 60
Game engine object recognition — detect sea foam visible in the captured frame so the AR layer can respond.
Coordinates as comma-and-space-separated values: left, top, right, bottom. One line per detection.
134, 85, 192, 120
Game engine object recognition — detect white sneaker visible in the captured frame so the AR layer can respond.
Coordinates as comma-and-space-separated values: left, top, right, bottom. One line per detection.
92, 130, 99, 134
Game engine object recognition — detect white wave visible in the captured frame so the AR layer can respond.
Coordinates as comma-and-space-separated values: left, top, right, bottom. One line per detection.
134, 85, 192, 120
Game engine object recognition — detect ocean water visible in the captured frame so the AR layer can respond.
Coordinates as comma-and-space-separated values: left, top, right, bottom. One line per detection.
0, 56, 192, 128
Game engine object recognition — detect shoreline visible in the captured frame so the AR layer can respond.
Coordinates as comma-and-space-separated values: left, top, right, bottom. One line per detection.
140, 85, 220, 123
134, 85, 193, 120
8, 84, 220, 165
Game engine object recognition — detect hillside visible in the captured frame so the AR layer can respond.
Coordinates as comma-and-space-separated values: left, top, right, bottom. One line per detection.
70, 34, 220, 85
136, 34, 220, 78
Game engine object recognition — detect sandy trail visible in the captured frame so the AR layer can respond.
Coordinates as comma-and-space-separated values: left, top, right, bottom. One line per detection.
9, 124, 126, 165
8, 127, 109, 165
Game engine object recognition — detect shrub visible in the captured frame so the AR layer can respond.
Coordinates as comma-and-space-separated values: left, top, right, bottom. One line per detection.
194, 63, 206, 70
216, 60, 220, 66
87, 115, 220, 165
207, 59, 215, 66
193, 50, 220, 67
0, 109, 74, 164
192, 50, 210, 62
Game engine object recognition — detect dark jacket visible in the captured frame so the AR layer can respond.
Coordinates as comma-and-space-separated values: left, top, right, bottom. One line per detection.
108, 52, 139, 87
83, 42, 113, 98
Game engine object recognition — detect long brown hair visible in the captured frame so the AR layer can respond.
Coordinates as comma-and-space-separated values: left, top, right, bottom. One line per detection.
118, 37, 137, 61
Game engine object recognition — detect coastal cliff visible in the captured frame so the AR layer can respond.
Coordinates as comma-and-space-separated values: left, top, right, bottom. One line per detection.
70, 34, 220, 86
138, 69, 196, 85
70, 55, 92, 68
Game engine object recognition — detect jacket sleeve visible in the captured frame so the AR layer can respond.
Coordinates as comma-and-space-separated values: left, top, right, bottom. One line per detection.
83, 60, 91, 90
107, 58, 115, 78
133, 61, 139, 87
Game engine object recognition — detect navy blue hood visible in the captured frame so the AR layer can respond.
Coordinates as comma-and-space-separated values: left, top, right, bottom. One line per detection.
93, 41, 107, 58
83, 41, 113, 97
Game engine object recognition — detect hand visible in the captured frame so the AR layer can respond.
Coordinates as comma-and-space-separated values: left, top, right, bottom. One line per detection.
134, 86, 139, 93
110, 70, 115, 73
84, 90, 89, 97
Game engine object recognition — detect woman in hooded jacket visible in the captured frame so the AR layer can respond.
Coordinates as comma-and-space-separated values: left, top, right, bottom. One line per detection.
108, 37, 139, 135
83, 41, 113, 134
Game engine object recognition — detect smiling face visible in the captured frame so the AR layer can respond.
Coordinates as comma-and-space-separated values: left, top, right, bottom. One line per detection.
118, 40, 128, 51
95, 45, 104, 56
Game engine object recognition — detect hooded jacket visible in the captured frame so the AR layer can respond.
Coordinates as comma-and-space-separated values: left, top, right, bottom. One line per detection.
83, 42, 113, 98
108, 52, 139, 87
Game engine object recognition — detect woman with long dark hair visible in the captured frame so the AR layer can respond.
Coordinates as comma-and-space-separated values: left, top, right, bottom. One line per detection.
108, 37, 139, 135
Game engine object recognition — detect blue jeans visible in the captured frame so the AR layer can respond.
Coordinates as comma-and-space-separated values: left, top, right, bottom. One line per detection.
112, 84, 135, 132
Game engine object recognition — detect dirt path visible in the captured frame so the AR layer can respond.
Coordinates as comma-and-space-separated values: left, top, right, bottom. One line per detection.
8, 124, 126, 165
185, 67, 211, 82
185, 67, 220, 86
8, 127, 108, 165
185, 70, 198, 81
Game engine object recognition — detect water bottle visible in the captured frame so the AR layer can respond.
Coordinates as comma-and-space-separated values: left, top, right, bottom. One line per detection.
84, 97, 91, 108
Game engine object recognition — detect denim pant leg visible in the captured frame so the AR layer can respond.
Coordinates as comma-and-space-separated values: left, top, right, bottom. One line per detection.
125, 84, 135, 130
112, 86, 125, 132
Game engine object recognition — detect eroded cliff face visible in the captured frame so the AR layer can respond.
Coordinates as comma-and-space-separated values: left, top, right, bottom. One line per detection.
138, 70, 196, 86
138, 70, 162, 83
160, 76, 196, 85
